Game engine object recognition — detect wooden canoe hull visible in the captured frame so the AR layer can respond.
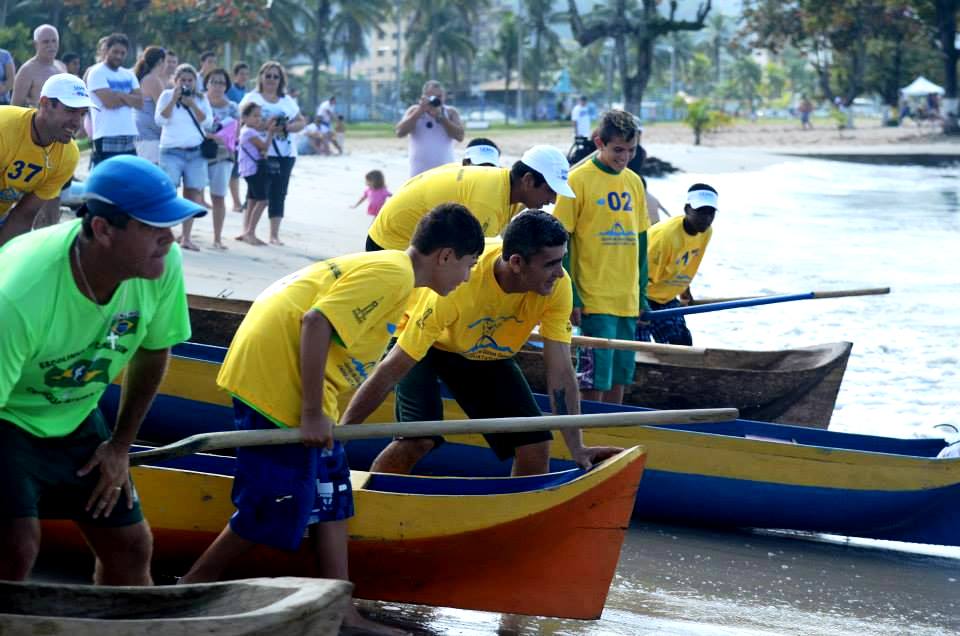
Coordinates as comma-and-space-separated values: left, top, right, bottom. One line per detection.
41, 447, 646, 620
114, 342, 960, 546
0, 577, 350, 636
185, 294, 851, 428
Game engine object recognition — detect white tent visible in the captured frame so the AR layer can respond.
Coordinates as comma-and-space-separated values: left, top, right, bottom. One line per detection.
901, 76, 945, 97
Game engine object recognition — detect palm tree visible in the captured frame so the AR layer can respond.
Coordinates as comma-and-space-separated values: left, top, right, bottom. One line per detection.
492, 11, 520, 124
331, 0, 391, 119
523, 0, 562, 119
404, 0, 484, 90
705, 12, 732, 83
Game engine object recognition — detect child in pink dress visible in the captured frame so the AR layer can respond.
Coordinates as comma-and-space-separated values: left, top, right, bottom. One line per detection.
352, 170, 391, 217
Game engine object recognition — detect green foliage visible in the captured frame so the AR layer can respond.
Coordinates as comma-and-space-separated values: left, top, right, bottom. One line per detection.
677, 98, 729, 145
0, 24, 33, 65
829, 105, 849, 130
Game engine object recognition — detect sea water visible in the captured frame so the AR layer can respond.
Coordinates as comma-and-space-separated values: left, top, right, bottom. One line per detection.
357, 158, 960, 635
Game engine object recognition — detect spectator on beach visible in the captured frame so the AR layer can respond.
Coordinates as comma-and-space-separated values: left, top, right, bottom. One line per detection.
297, 117, 330, 155
162, 50, 178, 88
462, 137, 501, 167
352, 170, 390, 219
132, 46, 166, 165
61, 52, 80, 77
204, 67, 239, 250
178, 204, 481, 636
87, 33, 142, 167
366, 144, 571, 252
395, 79, 464, 177
226, 62, 251, 212
11, 25, 65, 108
798, 95, 813, 130
0, 73, 86, 247
238, 61, 305, 245
554, 109, 648, 406
0, 155, 204, 586
334, 115, 346, 154
639, 183, 717, 346
235, 102, 277, 245
342, 210, 621, 478
197, 51, 216, 92
155, 63, 212, 251
315, 95, 341, 155
0, 48, 16, 104
571, 95, 592, 141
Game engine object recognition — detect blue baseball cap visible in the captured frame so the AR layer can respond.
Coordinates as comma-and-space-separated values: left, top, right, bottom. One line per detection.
81, 155, 206, 227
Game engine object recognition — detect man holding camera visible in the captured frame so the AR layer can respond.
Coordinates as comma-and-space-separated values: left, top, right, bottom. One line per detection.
87, 33, 142, 168
395, 80, 464, 177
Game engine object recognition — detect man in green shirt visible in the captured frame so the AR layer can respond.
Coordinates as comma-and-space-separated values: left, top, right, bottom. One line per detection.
0, 155, 205, 584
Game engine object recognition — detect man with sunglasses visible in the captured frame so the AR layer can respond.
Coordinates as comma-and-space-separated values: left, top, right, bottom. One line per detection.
0, 73, 86, 247
395, 79, 464, 177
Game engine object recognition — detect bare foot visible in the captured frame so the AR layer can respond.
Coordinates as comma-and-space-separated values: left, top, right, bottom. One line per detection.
234, 234, 245, 241
269, 237, 284, 246
231, 205, 243, 213
340, 606, 410, 636
212, 241, 228, 250
242, 235, 267, 246
181, 239, 200, 251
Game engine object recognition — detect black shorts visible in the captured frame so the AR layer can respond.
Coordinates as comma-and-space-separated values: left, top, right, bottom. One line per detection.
0, 410, 144, 527
394, 348, 551, 461
244, 172, 268, 201
365, 235, 384, 252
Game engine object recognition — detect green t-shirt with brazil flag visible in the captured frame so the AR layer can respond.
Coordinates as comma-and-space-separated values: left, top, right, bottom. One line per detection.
0, 220, 191, 438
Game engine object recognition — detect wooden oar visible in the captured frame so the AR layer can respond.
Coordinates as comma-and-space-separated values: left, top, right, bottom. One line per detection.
646, 287, 891, 320
129, 408, 739, 465
527, 331, 706, 357
690, 287, 890, 306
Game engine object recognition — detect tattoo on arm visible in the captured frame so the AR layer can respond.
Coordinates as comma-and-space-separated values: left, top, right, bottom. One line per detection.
553, 389, 568, 415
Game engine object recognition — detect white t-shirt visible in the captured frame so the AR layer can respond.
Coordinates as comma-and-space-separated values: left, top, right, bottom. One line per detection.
86, 63, 140, 139
571, 103, 592, 137
316, 100, 335, 124
154, 90, 213, 149
239, 92, 300, 157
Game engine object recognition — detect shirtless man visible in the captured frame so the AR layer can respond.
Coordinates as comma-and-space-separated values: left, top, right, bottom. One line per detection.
11, 25, 65, 108
11, 25, 68, 229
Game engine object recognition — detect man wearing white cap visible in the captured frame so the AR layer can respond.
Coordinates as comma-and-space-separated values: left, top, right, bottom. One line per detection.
366, 143, 574, 251
0, 155, 205, 584
0, 72, 88, 247
639, 183, 717, 346
461, 137, 501, 167
554, 109, 648, 405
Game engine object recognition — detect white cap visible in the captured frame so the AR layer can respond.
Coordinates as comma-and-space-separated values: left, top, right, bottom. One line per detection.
40, 73, 92, 109
686, 188, 718, 211
520, 145, 575, 198
464, 144, 500, 167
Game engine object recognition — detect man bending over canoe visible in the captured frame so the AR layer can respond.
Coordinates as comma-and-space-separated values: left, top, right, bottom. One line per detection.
0, 156, 205, 583
638, 183, 717, 346
365, 144, 574, 251
180, 204, 484, 636
341, 210, 622, 475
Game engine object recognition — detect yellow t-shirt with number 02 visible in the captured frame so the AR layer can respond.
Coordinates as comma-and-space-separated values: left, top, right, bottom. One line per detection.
367, 164, 514, 250
0, 106, 80, 219
646, 215, 713, 304
217, 251, 415, 427
553, 158, 649, 317
397, 244, 573, 362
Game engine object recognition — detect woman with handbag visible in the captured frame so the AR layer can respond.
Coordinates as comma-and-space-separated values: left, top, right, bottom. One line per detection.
238, 61, 305, 245
155, 63, 213, 251
235, 102, 280, 245
203, 67, 239, 250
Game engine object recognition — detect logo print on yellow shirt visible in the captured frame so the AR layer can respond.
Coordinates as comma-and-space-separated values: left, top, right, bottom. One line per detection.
352, 298, 382, 324
466, 315, 522, 356
596, 222, 635, 246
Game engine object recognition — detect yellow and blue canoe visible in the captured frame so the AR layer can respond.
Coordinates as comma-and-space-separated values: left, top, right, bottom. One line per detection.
42, 440, 645, 620
111, 342, 960, 547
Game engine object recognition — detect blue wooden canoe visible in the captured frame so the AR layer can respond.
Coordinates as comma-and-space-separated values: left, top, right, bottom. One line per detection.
107, 342, 960, 548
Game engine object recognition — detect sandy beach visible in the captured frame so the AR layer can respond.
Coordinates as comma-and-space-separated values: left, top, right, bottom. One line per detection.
74, 119, 950, 302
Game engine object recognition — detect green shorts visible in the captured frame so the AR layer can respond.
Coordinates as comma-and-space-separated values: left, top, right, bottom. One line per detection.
0, 409, 144, 527
577, 313, 637, 392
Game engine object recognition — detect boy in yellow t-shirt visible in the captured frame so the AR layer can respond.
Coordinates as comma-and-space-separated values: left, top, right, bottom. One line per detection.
340, 211, 622, 476
553, 109, 648, 405
180, 203, 484, 636
640, 183, 717, 346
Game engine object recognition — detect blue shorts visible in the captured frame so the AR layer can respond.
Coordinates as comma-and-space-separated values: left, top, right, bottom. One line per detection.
637, 299, 692, 346
207, 160, 234, 197
160, 147, 209, 191
228, 400, 353, 552
577, 313, 637, 391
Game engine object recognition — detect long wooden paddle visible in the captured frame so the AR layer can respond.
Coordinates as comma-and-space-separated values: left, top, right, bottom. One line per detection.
689, 287, 890, 307
128, 408, 738, 465
527, 331, 707, 357
645, 287, 890, 320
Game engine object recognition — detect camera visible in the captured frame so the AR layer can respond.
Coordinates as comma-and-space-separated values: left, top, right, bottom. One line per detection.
180, 87, 193, 97
275, 115, 289, 127
427, 95, 442, 108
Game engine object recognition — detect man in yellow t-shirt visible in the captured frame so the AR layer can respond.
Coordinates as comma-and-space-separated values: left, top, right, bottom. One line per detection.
0, 73, 86, 247
640, 183, 717, 346
180, 203, 484, 636
365, 144, 575, 251
341, 211, 622, 476
553, 109, 648, 405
